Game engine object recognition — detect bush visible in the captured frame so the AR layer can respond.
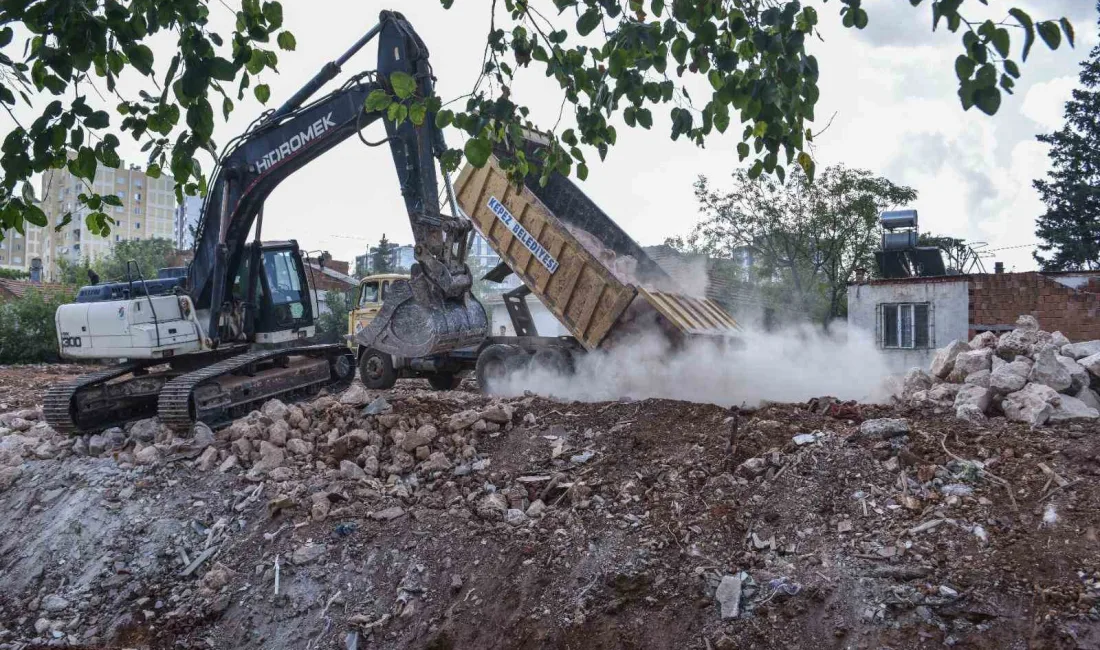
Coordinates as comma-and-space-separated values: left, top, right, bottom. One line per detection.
0, 288, 74, 364
312, 289, 351, 344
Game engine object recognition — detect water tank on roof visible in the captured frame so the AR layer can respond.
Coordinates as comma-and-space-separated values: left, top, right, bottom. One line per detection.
881, 209, 918, 230
883, 231, 919, 251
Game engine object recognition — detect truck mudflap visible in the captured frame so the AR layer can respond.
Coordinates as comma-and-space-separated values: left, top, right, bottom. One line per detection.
354, 275, 488, 358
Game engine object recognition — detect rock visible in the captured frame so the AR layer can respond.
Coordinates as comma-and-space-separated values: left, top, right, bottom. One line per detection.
480, 403, 514, 424
1062, 340, 1100, 361
1051, 331, 1072, 349
930, 340, 970, 379
956, 404, 987, 424
87, 434, 107, 456
134, 446, 161, 465
526, 499, 546, 518
190, 422, 215, 449
330, 431, 371, 460
6, 417, 31, 432
1080, 353, 1100, 379
992, 355, 1006, 372
339, 384, 371, 407
997, 329, 1040, 361
292, 544, 326, 565
34, 618, 51, 635
969, 331, 998, 350
1030, 346, 1073, 392
41, 595, 69, 613
1058, 355, 1090, 393
370, 506, 406, 521
362, 456, 379, 477
72, 436, 88, 457
1016, 314, 1040, 331
0, 466, 20, 491
1076, 386, 1100, 411
268, 467, 294, 482
736, 457, 766, 478
129, 418, 160, 443
927, 383, 961, 403
217, 455, 239, 473
104, 427, 127, 449
267, 421, 290, 447
311, 493, 331, 521
422, 451, 451, 472
523, 412, 537, 426
990, 360, 1032, 394
400, 424, 439, 452
1048, 394, 1100, 423
858, 418, 909, 439
286, 439, 312, 456
261, 399, 288, 420
340, 460, 367, 481
363, 397, 390, 415
947, 348, 993, 383
715, 575, 742, 619
902, 368, 933, 397
954, 385, 992, 413
196, 446, 219, 471
504, 508, 528, 526
476, 493, 508, 520
1003, 383, 1060, 427
964, 369, 991, 388
448, 410, 480, 432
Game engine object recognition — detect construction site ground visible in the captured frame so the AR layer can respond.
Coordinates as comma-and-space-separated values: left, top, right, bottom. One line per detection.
1, 363, 1099, 649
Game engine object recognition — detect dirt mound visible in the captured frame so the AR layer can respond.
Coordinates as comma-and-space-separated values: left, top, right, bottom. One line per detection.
1, 369, 1099, 649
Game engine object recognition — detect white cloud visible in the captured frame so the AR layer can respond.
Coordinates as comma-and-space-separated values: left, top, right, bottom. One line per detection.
1021, 76, 1078, 130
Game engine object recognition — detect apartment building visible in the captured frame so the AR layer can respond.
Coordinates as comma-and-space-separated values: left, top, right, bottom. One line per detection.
40, 163, 177, 280
0, 222, 46, 279
175, 195, 203, 250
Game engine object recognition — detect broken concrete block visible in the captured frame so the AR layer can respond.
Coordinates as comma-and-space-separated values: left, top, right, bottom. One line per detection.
1029, 346, 1073, 393
858, 418, 909, 439
1003, 383, 1059, 427
930, 340, 970, 379
948, 348, 993, 383
1048, 394, 1100, 424
954, 384, 992, 414
969, 331, 998, 350
1075, 386, 1100, 411
1080, 352, 1100, 380
990, 359, 1030, 394
1057, 355, 1090, 394
1062, 340, 1100, 361
963, 369, 991, 388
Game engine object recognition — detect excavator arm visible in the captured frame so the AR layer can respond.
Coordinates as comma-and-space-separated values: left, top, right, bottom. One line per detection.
187, 10, 485, 357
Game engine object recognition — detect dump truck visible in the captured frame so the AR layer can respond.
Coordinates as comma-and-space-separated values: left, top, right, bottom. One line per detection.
348, 139, 740, 393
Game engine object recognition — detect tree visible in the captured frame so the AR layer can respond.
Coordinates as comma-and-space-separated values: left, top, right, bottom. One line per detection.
90, 237, 177, 282
0, 286, 74, 363
687, 165, 916, 325
56, 256, 93, 286
370, 234, 397, 275
313, 288, 349, 344
0, 1, 1074, 244
0, 268, 28, 280
1033, 13, 1100, 271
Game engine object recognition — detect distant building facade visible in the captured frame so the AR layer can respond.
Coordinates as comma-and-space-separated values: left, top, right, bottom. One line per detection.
40, 163, 177, 280
355, 243, 416, 276
175, 195, 203, 250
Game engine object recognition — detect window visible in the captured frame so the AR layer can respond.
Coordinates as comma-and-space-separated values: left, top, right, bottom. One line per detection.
358, 281, 380, 306
115, 235, 120, 242
880, 303, 932, 349
263, 249, 305, 307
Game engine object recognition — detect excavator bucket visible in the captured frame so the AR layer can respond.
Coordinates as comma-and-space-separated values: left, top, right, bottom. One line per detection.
353, 275, 488, 358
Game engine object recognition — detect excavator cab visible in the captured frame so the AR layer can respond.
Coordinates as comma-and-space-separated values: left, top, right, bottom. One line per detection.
233, 241, 316, 344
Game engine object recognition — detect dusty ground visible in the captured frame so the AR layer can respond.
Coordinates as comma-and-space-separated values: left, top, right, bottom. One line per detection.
0, 365, 1099, 650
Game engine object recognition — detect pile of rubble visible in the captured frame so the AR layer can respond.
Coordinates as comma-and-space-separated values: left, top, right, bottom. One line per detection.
899, 315, 1100, 426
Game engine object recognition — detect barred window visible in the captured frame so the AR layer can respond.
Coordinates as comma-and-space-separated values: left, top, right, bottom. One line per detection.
880, 303, 932, 349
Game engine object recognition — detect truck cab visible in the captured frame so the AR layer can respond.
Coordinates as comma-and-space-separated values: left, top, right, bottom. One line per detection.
348, 273, 408, 346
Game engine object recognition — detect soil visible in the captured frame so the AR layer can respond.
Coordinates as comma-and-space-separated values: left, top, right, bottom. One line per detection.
1, 368, 1099, 650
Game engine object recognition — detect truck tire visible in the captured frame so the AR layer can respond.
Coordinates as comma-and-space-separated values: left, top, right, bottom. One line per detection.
427, 373, 461, 391
476, 344, 521, 394
359, 348, 397, 390
531, 347, 575, 376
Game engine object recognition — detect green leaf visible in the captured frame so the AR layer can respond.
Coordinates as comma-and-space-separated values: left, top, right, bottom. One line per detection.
365, 89, 393, 112
126, 45, 155, 76
435, 109, 454, 128
409, 102, 427, 126
974, 87, 1001, 115
1037, 21, 1061, 50
636, 108, 652, 129
577, 163, 589, 181
991, 28, 1010, 58
1009, 9, 1035, 61
747, 160, 763, 179
1060, 18, 1075, 48
390, 71, 417, 100
796, 151, 814, 181
0, 27, 12, 48
146, 163, 162, 178
955, 55, 975, 81
737, 142, 749, 161
386, 102, 408, 123
651, 0, 664, 17
84, 111, 109, 129
254, 84, 271, 104
277, 31, 296, 51
464, 137, 492, 167
223, 97, 234, 120
102, 194, 123, 207
577, 8, 601, 36
853, 8, 868, 29
1003, 59, 1021, 79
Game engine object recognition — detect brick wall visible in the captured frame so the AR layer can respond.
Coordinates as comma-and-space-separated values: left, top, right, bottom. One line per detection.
968, 272, 1100, 341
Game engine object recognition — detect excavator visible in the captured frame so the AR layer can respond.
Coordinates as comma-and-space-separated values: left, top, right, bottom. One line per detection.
45, 10, 487, 433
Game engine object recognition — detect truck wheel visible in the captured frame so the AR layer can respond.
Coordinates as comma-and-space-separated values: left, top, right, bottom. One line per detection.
531, 348, 575, 376
359, 348, 397, 390
476, 344, 521, 394
427, 373, 461, 391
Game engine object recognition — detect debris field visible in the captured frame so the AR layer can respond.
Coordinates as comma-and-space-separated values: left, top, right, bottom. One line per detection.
1, 360, 1100, 649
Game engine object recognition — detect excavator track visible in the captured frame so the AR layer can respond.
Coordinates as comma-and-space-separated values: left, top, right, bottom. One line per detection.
44, 361, 164, 434
158, 344, 355, 431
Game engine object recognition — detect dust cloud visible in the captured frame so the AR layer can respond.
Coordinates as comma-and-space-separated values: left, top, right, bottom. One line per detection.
491, 324, 894, 407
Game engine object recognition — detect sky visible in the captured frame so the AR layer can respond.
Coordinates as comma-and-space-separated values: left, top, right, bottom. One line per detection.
3, 1, 1098, 272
